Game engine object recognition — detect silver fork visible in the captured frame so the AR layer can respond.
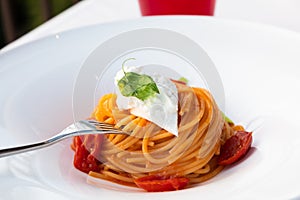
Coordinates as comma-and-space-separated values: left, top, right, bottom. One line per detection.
0, 120, 127, 158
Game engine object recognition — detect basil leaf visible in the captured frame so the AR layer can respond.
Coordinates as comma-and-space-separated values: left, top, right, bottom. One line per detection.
117, 64, 160, 101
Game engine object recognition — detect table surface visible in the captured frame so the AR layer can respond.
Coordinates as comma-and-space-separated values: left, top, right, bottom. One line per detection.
1, 0, 300, 52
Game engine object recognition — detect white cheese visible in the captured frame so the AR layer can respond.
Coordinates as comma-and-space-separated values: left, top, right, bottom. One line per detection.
115, 66, 179, 136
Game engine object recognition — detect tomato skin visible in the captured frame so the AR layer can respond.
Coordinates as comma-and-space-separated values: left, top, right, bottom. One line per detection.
73, 135, 103, 173
171, 79, 187, 85
218, 131, 252, 165
134, 175, 189, 192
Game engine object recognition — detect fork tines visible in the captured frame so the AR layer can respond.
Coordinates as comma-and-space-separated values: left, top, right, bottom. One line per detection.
87, 120, 120, 131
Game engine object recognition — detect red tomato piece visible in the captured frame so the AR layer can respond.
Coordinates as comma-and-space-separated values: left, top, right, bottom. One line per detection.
218, 131, 252, 165
73, 135, 103, 173
134, 175, 189, 192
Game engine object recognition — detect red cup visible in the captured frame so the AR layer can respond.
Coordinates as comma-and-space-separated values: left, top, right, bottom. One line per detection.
138, 0, 216, 16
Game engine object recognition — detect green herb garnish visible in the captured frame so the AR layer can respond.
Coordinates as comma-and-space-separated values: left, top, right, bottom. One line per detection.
117, 58, 160, 101
221, 112, 234, 124
179, 77, 188, 84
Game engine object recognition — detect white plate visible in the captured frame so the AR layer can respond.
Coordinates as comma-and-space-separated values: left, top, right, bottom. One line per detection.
1, 16, 300, 200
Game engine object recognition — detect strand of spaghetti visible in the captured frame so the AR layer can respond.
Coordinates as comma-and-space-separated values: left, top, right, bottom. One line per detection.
180, 124, 209, 156
196, 96, 206, 124
179, 144, 219, 175
155, 156, 209, 177
189, 165, 225, 183
165, 88, 219, 171
179, 158, 211, 176
89, 171, 110, 181
141, 131, 192, 164
193, 87, 224, 159
104, 124, 159, 169
177, 116, 201, 132
116, 128, 146, 149
103, 94, 114, 117
126, 157, 150, 164
176, 135, 206, 162
169, 97, 210, 158
104, 117, 114, 124
101, 170, 134, 183
149, 137, 175, 149
100, 162, 123, 172
109, 134, 127, 145
141, 123, 187, 164
198, 108, 223, 158
194, 164, 210, 174
147, 110, 197, 153
167, 130, 198, 159
121, 118, 141, 132
115, 152, 171, 173
94, 94, 114, 120
115, 115, 136, 128
167, 142, 217, 173
108, 134, 115, 141
142, 123, 156, 154
137, 140, 154, 147
108, 94, 116, 110
105, 136, 140, 155
102, 119, 143, 154
149, 131, 173, 141
115, 149, 142, 158
114, 124, 156, 157
89, 171, 136, 187
105, 155, 162, 173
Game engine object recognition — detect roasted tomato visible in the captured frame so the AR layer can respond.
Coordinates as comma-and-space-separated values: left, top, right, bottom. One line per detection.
134, 175, 189, 192
73, 135, 103, 173
218, 131, 252, 165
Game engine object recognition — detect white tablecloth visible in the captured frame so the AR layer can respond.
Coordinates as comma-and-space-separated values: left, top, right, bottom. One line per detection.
1, 0, 300, 52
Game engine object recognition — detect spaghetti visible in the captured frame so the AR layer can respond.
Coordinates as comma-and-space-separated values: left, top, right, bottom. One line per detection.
71, 82, 248, 191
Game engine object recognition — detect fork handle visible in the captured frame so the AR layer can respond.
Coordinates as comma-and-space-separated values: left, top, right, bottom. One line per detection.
0, 130, 93, 158
0, 129, 79, 158
0, 140, 51, 158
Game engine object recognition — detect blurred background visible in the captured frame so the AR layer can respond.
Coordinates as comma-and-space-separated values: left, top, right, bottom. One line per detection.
0, 0, 80, 49
1, 0, 300, 51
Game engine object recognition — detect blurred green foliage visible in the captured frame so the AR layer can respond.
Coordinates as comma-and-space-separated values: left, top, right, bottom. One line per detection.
1, 0, 76, 49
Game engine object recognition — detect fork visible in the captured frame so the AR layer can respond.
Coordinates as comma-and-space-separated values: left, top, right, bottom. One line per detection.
0, 120, 127, 158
